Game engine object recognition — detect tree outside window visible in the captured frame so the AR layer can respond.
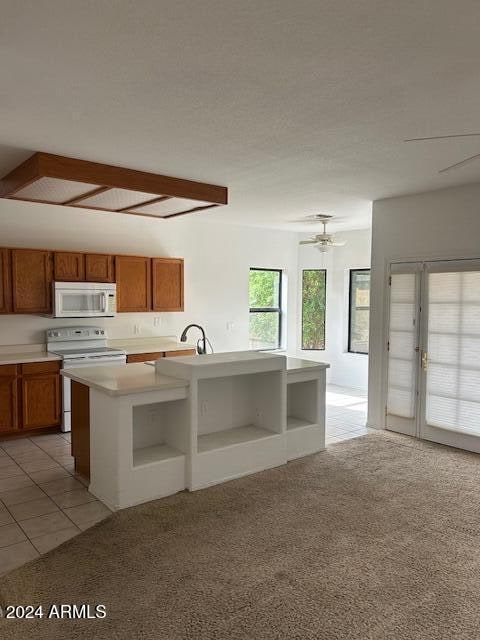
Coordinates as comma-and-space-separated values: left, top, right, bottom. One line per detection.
349, 269, 370, 354
302, 270, 326, 350
249, 269, 282, 349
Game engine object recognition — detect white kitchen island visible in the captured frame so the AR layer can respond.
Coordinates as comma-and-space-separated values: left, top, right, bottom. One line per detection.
63, 352, 329, 511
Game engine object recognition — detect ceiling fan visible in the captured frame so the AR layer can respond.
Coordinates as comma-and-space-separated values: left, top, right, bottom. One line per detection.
404, 132, 480, 173
299, 215, 346, 252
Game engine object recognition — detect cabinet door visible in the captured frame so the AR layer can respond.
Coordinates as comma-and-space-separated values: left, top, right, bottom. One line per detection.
11, 249, 53, 314
152, 258, 184, 311
22, 372, 61, 430
85, 254, 114, 283
0, 248, 12, 314
164, 349, 197, 357
0, 365, 18, 433
54, 252, 85, 281
126, 352, 164, 363
116, 256, 151, 312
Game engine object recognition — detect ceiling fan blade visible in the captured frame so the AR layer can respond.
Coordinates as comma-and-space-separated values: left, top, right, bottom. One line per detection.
438, 152, 480, 174
405, 133, 480, 142
330, 242, 346, 247
299, 240, 317, 245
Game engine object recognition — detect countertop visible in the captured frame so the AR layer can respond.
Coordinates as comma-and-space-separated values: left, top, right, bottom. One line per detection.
0, 351, 61, 366
107, 337, 196, 355
286, 357, 330, 372
61, 363, 189, 397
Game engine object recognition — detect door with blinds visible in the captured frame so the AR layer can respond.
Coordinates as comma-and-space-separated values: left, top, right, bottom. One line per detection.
385, 263, 421, 436
386, 259, 480, 454
419, 261, 480, 453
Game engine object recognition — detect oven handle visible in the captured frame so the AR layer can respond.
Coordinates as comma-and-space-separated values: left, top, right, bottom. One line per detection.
61, 356, 127, 368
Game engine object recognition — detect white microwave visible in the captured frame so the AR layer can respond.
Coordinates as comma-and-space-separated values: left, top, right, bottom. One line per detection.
53, 282, 117, 318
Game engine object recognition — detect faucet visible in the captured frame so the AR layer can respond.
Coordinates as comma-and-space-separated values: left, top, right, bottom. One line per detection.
180, 324, 208, 354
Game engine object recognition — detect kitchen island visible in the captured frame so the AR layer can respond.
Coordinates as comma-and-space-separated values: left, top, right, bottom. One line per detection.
63, 352, 329, 511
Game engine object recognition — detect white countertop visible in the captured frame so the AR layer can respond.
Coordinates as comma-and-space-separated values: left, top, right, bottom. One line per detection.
107, 337, 196, 355
0, 351, 61, 366
160, 350, 283, 367
286, 357, 330, 372
61, 363, 188, 397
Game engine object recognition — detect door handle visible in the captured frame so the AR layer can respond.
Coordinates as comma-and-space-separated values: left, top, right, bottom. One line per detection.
422, 351, 428, 371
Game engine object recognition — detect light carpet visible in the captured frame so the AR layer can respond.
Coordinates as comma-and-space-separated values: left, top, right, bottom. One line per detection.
2, 430, 480, 639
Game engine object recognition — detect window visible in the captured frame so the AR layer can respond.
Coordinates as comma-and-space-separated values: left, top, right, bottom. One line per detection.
249, 268, 282, 349
349, 269, 370, 354
301, 270, 326, 350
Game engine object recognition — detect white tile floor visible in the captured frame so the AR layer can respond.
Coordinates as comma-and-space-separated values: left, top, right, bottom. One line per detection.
0, 432, 111, 576
325, 384, 368, 444
0, 385, 368, 576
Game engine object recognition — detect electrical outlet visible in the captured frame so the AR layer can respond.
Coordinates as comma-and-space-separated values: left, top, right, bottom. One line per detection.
200, 401, 208, 416
154, 317, 161, 328
226, 321, 235, 331
133, 324, 140, 335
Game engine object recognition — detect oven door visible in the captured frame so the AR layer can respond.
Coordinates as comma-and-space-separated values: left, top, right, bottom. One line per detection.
54, 287, 115, 318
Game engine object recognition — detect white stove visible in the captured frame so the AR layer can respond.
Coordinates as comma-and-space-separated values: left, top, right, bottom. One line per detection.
47, 326, 126, 431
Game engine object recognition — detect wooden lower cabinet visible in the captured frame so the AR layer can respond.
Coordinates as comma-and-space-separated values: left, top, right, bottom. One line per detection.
71, 381, 90, 478
126, 352, 164, 364
165, 349, 197, 357
126, 349, 196, 363
0, 365, 19, 433
0, 361, 61, 435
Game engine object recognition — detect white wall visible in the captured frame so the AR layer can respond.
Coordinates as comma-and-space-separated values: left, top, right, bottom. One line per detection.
368, 182, 480, 428
0, 199, 299, 351
297, 228, 371, 390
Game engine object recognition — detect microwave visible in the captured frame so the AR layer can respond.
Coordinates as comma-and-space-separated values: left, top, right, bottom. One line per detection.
53, 282, 117, 318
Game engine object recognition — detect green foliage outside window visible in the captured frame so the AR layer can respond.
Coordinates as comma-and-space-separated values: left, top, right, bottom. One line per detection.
249, 269, 281, 349
302, 270, 326, 350
349, 269, 370, 354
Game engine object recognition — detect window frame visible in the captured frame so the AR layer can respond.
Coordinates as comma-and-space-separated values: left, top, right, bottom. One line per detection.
301, 268, 327, 351
348, 268, 370, 355
249, 267, 283, 350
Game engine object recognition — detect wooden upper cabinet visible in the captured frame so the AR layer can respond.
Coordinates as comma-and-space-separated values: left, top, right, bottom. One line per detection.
11, 249, 53, 314
21, 363, 61, 430
54, 252, 85, 281
116, 255, 152, 312
152, 258, 184, 312
0, 365, 18, 433
0, 248, 12, 314
85, 253, 114, 283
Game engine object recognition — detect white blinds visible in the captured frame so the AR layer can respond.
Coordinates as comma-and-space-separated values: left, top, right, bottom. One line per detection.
387, 273, 417, 418
426, 271, 480, 435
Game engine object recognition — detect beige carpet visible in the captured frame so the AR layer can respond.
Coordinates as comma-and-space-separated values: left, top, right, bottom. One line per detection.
2, 430, 480, 639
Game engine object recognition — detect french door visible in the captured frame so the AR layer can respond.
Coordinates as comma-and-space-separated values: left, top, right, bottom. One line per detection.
386, 259, 480, 454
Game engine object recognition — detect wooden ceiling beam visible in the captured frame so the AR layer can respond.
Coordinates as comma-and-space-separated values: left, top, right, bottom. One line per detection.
35, 153, 227, 204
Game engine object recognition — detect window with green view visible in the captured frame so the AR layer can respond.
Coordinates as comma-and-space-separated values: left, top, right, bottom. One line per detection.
348, 269, 370, 354
301, 270, 326, 350
249, 268, 282, 349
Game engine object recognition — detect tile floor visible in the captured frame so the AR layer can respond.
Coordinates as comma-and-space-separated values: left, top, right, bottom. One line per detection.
0, 385, 368, 577
0, 431, 111, 576
325, 384, 368, 444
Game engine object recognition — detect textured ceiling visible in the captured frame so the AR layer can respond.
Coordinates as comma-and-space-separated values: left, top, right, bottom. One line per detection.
1, 0, 480, 232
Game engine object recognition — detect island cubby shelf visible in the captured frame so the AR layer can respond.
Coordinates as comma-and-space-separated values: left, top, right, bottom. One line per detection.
286, 373, 325, 461
133, 444, 185, 467
197, 424, 277, 453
